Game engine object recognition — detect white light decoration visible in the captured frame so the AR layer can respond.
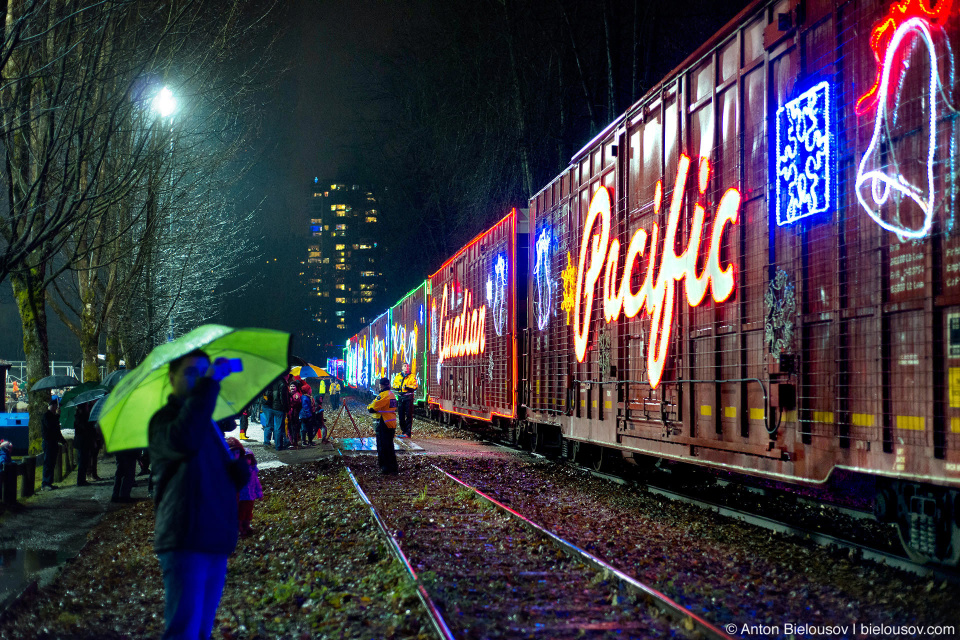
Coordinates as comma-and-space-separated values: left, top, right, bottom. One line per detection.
855, 17, 947, 239
775, 81, 833, 226
534, 228, 553, 330
488, 253, 508, 336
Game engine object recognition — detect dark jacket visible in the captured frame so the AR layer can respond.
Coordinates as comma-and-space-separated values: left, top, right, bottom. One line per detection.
268, 378, 288, 413
73, 410, 95, 448
148, 377, 250, 555
41, 411, 67, 445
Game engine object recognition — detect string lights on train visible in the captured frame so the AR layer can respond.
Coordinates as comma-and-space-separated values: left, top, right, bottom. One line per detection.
775, 81, 834, 226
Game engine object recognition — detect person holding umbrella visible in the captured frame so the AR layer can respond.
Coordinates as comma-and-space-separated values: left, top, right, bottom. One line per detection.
95, 324, 290, 640
149, 349, 251, 640
41, 398, 66, 490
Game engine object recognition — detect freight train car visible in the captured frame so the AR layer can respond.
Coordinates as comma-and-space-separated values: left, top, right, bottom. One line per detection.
368, 310, 392, 395
525, 0, 960, 565
390, 282, 429, 406
425, 209, 528, 422
345, 326, 370, 390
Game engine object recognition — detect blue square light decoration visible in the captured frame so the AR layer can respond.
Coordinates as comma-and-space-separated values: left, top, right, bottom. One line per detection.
775, 81, 834, 226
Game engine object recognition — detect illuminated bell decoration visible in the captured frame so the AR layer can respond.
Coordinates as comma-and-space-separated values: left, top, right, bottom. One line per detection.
573, 155, 740, 389
855, 9, 952, 239
534, 228, 553, 330
775, 81, 833, 226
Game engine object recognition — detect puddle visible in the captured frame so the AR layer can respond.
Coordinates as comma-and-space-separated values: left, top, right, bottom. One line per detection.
0, 548, 71, 607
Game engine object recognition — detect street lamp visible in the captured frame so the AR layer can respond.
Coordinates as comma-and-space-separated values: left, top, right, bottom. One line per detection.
151, 86, 178, 341
152, 86, 177, 119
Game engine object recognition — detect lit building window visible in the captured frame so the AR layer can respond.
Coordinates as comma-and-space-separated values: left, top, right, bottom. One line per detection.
361, 270, 375, 277
335, 311, 345, 317
311, 218, 322, 224
336, 211, 346, 217
336, 284, 347, 290
336, 224, 347, 230
359, 244, 372, 249
365, 216, 377, 223
335, 297, 347, 304
335, 244, 346, 251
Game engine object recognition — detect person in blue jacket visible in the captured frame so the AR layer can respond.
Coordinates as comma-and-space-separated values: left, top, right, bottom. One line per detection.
148, 349, 250, 640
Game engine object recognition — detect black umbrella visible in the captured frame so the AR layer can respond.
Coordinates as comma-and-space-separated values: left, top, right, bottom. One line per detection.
101, 369, 130, 390
30, 375, 81, 392
62, 387, 109, 409
90, 395, 109, 422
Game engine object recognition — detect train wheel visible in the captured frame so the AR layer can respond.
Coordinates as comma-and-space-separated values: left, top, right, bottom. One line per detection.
591, 447, 604, 472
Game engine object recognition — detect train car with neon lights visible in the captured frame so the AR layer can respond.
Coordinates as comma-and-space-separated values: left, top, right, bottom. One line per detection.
368, 310, 392, 394
425, 208, 528, 423
344, 327, 370, 390
523, 0, 960, 565
390, 282, 429, 407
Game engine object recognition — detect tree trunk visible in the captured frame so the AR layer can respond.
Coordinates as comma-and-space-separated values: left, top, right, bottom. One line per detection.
105, 314, 121, 374
11, 266, 50, 452
80, 287, 101, 383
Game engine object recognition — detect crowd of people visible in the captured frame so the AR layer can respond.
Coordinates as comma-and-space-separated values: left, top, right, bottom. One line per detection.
257, 375, 342, 450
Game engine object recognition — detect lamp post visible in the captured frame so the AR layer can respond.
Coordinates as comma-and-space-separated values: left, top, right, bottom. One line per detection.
151, 86, 178, 342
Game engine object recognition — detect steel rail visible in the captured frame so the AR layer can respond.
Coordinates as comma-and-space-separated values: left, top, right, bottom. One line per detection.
637, 480, 960, 584
432, 464, 734, 640
344, 467, 455, 640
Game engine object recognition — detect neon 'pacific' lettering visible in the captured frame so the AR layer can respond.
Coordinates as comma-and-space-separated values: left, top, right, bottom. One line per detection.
573, 154, 741, 389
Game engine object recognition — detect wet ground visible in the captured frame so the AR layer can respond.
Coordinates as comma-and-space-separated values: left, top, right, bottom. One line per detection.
0, 400, 500, 618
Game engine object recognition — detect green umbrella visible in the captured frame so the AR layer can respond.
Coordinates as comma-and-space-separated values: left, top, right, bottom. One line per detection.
60, 382, 104, 429
97, 324, 290, 452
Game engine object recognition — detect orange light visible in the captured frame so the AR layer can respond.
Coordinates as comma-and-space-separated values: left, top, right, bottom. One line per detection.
572, 155, 741, 388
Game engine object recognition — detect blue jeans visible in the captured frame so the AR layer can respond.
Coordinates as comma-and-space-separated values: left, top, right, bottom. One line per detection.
260, 412, 271, 446
158, 550, 229, 640
262, 408, 285, 450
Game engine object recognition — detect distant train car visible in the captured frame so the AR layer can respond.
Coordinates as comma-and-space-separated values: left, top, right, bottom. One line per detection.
526, 0, 960, 564
426, 209, 528, 422
369, 310, 391, 394
345, 326, 370, 390
390, 282, 429, 406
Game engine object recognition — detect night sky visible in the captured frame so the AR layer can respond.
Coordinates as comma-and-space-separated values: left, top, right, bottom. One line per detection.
0, 0, 750, 363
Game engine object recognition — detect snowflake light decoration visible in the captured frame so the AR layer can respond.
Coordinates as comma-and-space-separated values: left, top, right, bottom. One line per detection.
776, 81, 834, 226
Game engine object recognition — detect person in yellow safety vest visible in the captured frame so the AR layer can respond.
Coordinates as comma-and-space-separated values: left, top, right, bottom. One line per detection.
329, 380, 341, 409
318, 377, 327, 398
392, 363, 417, 438
368, 377, 398, 474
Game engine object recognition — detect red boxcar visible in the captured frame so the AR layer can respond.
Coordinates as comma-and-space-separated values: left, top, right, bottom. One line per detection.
426, 209, 528, 421
526, 0, 960, 564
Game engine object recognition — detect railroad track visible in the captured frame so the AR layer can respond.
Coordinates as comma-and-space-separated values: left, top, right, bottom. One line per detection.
345, 458, 731, 640
414, 408, 960, 582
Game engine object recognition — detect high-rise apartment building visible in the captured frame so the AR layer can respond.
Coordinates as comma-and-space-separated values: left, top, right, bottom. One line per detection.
302, 180, 383, 358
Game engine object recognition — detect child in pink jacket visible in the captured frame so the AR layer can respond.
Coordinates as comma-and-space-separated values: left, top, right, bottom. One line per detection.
227, 437, 262, 537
